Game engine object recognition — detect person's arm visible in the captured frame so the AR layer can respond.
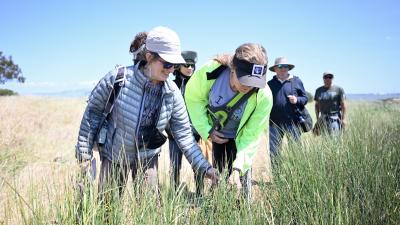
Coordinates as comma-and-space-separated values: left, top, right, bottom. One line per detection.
313, 88, 321, 119
185, 61, 218, 139
339, 87, 347, 128
340, 99, 347, 128
76, 71, 115, 162
315, 100, 320, 119
232, 87, 273, 175
169, 85, 218, 180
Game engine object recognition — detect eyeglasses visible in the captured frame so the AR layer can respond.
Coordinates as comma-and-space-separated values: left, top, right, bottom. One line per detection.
182, 64, 195, 68
277, 64, 290, 69
323, 76, 333, 79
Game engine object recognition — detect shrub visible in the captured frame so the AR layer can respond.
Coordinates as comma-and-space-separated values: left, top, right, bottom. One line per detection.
306, 91, 313, 103
0, 88, 18, 96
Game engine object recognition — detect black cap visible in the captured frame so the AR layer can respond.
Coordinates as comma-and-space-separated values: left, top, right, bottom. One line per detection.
181, 51, 198, 64
233, 57, 267, 88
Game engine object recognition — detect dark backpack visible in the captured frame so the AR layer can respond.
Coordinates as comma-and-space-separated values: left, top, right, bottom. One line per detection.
289, 78, 313, 132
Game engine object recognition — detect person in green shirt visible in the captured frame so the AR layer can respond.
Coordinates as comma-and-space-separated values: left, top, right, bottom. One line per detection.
314, 72, 347, 135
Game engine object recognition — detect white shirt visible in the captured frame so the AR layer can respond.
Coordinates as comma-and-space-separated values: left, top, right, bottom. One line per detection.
277, 74, 293, 83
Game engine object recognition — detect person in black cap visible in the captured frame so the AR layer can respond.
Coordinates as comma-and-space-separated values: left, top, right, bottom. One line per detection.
314, 72, 347, 135
185, 43, 273, 201
166, 50, 203, 193
172, 51, 198, 96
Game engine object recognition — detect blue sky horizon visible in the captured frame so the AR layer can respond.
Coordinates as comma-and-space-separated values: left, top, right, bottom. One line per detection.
1, 0, 400, 95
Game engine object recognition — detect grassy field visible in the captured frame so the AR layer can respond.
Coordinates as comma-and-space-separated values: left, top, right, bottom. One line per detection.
0, 96, 399, 224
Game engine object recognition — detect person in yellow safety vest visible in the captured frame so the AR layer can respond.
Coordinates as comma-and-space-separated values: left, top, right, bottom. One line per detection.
185, 43, 273, 201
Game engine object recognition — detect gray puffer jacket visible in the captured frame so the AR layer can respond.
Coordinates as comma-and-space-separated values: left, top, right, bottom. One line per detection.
76, 65, 211, 174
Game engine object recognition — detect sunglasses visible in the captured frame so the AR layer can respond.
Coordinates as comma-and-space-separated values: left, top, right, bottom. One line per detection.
323, 76, 333, 79
182, 64, 195, 68
153, 53, 177, 69
277, 64, 290, 69
158, 59, 177, 69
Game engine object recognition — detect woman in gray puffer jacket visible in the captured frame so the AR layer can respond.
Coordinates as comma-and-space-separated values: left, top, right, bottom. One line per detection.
75, 26, 218, 196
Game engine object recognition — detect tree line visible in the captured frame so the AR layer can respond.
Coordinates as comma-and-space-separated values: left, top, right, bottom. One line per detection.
0, 51, 25, 84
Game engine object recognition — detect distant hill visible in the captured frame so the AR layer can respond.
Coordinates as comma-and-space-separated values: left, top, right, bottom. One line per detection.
347, 93, 400, 101
42, 91, 400, 101
24, 89, 91, 98
6, 86, 400, 101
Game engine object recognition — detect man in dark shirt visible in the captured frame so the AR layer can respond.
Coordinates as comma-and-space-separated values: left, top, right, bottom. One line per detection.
267, 57, 308, 161
314, 72, 347, 135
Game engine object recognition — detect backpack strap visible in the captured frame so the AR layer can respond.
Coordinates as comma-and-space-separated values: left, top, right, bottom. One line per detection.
288, 77, 300, 113
96, 67, 126, 140
206, 65, 227, 80
103, 66, 126, 116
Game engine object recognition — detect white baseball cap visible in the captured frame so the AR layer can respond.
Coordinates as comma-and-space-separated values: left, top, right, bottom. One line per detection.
146, 26, 185, 64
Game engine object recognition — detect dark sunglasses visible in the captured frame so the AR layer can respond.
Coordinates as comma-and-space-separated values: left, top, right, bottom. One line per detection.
277, 64, 290, 69
182, 64, 195, 68
152, 53, 177, 69
158, 59, 177, 69
323, 76, 333, 79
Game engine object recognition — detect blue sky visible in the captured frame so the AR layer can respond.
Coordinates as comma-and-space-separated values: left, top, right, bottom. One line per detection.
1, 0, 399, 95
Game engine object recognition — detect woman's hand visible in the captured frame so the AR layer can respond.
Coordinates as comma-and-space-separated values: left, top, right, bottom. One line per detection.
210, 130, 228, 144
231, 170, 242, 189
205, 167, 219, 186
341, 118, 347, 129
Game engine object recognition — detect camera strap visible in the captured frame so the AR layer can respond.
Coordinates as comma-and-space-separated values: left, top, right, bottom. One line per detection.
288, 78, 302, 112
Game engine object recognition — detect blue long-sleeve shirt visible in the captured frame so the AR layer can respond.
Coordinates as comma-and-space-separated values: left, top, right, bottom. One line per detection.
267, 75, 308, 125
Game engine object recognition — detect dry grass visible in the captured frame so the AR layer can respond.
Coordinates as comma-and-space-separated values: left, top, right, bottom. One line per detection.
0, 96, 86, 224
0, 96, 272, 224
1, 97, 399, 224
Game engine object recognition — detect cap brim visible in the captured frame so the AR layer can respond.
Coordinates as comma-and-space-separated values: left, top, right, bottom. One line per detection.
159, 53, 186, 64
185, 59, 195, 64
269, 66, 276, 72
269, 64, 295, 72
323, 72, 334, 77
236, 70, 266, 88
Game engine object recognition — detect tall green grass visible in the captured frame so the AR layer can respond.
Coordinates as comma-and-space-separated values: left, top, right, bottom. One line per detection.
2, 101, 399, 224
268, 102, 400, 224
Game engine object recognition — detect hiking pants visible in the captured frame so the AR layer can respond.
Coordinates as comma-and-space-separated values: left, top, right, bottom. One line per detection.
269, 122, 301, 160
98, 155, 159, 199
